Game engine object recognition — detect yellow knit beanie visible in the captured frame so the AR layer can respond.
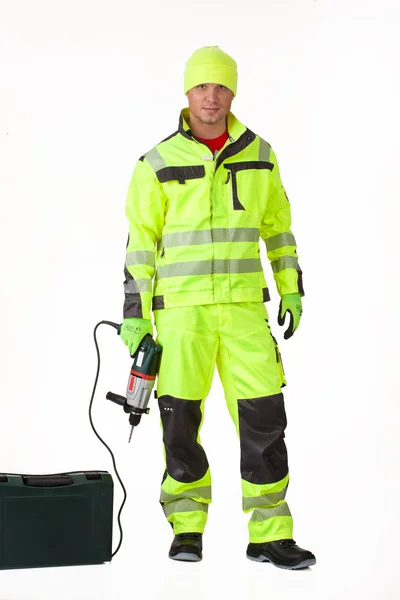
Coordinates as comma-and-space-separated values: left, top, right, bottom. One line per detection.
184, 46, 238, 96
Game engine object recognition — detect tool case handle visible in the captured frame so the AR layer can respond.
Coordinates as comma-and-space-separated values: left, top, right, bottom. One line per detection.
0, 471, 104, 486
22, 475, 74, 487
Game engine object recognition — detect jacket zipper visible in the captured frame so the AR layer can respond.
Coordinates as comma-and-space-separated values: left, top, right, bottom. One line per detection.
190, 133, 233, 299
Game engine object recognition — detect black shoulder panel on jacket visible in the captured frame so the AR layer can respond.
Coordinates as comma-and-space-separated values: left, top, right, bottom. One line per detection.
138, 129, 178, 163
159, 131, 179, 144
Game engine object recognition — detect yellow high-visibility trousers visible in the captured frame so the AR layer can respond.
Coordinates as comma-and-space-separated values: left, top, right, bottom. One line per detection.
154, 302, 293, 543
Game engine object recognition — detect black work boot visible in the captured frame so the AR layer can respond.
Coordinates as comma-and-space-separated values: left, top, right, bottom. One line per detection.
169, 533, 203, 562
246, 539, 316, 569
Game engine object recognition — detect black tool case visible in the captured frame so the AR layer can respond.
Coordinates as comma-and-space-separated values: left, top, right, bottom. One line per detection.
0, 470, 113, 570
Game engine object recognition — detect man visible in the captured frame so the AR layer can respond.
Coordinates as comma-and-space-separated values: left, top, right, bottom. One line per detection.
120, 46, 316, 569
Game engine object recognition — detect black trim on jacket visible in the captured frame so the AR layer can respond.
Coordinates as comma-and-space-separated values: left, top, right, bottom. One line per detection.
157, 165, 205, 184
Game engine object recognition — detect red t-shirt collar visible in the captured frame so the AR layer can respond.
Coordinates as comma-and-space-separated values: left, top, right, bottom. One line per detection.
195, 130, 229, 154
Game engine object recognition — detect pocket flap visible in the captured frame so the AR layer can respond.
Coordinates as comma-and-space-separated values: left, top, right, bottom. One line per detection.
224, 161, 274, 173
157, 165, 205, 184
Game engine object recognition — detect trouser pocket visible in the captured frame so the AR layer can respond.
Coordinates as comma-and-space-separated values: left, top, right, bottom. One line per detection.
274, 336, 287, 388
265, 319, 287, 388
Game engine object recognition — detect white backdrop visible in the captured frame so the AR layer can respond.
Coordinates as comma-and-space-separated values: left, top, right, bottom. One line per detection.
0, 0, 399, 599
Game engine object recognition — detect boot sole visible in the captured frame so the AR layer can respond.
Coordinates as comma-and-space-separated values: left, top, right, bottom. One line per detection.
169, 552, 202, 562
246, 553, 316, 570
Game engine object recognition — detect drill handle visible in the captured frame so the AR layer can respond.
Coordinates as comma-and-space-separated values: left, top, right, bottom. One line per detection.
106, 392, 126, 406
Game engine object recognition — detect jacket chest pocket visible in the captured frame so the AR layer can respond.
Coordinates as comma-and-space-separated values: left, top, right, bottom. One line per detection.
157, 165, 205, 185
224, 161, 274, 212
156, 166, 206, 221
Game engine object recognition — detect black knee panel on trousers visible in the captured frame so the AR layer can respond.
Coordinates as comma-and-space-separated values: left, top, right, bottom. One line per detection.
238, 393, 288, 485
159, 395, 209, 483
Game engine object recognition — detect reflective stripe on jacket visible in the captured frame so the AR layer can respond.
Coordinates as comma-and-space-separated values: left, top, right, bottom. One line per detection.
123, 108, 304, 320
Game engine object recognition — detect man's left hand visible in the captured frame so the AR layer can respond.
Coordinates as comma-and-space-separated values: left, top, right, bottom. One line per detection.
278, 293, 303, 340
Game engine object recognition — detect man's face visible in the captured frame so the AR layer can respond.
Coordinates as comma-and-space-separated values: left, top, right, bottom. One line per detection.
186, 83, 234, 127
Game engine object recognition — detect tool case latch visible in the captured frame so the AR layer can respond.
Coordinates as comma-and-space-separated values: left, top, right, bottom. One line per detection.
84, 471, 102, 480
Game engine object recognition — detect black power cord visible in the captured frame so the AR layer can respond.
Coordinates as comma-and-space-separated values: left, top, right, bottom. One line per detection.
0, 320, 127, 559
89, 320, 127, 558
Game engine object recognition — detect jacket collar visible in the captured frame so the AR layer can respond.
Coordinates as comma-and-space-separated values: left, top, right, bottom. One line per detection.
178, 107, 247, 143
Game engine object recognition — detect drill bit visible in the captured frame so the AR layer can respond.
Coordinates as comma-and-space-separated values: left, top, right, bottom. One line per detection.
128, 424, 134, 443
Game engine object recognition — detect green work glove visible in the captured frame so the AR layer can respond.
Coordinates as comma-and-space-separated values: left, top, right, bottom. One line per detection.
119, 317, 153, 356
278, 293, 303, 340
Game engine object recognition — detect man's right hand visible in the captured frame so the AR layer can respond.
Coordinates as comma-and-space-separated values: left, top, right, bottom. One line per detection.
119, 317, 153, 356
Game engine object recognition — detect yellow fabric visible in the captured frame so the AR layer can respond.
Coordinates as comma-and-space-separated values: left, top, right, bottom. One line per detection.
184, 45, 238, 95
155, 302, 293, 541
123, 109, 303, 320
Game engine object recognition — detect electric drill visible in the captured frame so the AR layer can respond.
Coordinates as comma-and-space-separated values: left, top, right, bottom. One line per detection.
106, 334, 162, 441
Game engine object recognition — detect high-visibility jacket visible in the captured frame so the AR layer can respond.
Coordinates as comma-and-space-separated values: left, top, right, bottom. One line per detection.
123, 107, 304, 320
